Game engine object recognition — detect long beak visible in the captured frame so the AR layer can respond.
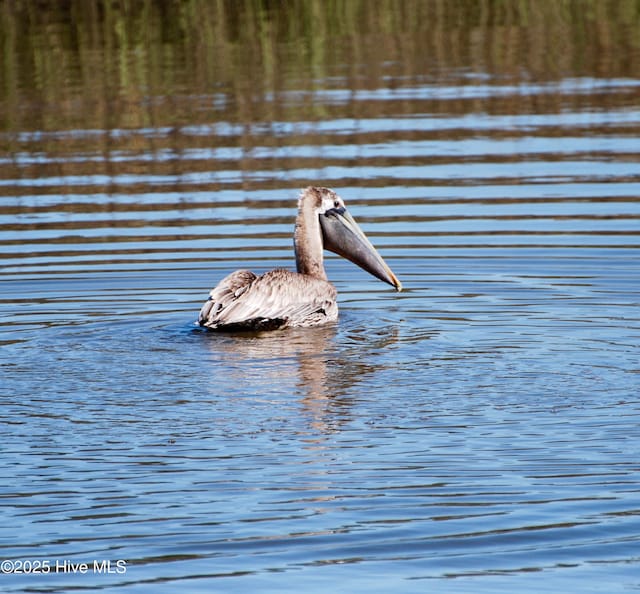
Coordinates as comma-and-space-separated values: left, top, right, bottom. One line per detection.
320, 207, 402, 291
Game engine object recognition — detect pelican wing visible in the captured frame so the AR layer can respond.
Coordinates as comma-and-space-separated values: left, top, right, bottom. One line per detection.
199, 269, 337, 330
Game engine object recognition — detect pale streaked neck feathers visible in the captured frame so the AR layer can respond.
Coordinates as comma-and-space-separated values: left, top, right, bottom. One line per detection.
294, 188, 327, 281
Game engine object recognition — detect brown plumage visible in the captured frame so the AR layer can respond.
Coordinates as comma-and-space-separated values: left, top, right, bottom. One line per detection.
198, 187, 401, 331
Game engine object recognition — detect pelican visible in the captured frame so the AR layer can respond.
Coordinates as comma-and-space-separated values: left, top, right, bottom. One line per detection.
198, 186, 401, 331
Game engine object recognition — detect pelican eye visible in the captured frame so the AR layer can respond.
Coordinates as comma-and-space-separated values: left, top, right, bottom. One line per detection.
334, 200, 340, 208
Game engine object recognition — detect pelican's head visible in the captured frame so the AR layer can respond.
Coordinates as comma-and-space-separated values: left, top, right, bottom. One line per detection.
302, 186, 402, 291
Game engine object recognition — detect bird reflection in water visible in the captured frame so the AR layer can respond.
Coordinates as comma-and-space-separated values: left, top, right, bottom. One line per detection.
199, 322, 400, 434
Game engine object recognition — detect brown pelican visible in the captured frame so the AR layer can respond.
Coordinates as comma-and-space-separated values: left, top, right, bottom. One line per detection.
198, 186, 401, 331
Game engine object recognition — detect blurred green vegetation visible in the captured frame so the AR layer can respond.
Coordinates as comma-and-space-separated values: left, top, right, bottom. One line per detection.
0, 0, 639, 136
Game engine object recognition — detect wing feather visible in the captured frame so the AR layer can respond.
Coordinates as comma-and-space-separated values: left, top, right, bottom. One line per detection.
198, 269, 337, 330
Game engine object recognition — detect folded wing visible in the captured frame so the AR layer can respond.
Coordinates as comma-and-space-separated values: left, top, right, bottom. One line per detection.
198, 269, 338, 330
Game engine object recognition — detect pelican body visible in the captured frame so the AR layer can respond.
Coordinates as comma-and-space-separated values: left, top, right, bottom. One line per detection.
198, 187, 401, 331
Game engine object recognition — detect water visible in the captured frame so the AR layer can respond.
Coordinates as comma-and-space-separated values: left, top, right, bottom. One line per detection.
1, 3, 640, 592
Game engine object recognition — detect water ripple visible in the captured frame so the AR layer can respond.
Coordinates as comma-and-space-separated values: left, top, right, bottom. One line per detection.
1, 54, 640, 594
